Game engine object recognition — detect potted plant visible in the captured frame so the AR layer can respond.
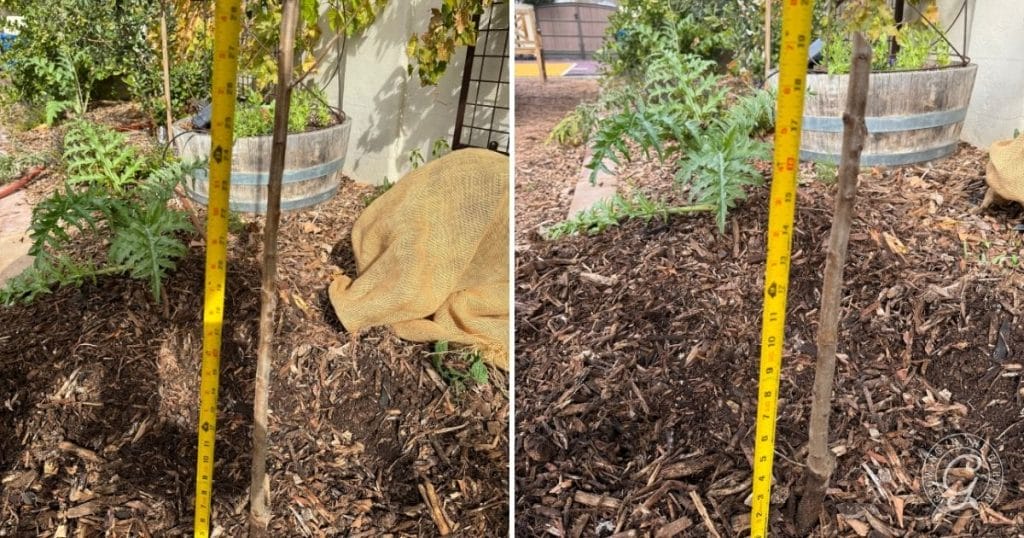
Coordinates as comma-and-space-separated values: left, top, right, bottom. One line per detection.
786, 0, 977, 166
172, 0, 496, 213
170, 0, 358, 213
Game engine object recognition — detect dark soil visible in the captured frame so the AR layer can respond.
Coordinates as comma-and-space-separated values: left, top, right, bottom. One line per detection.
515, 80, 1024, 537
0, 104, 508, 537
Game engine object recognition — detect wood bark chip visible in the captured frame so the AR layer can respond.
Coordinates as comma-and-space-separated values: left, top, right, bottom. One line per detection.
688, 490, 722, 538
654, 516, 693, 537
573, 491, 621, 510
797, 32, 872, 533
418, 480, 453, 535
250, 1, 299, 536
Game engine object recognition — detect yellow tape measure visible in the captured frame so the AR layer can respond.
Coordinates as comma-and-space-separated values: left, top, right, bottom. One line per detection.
194, 1, 243, 536
750, 1, 814, 536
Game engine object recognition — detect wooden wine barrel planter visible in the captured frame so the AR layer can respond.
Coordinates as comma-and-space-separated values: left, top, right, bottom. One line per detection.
773, 64, 977, 166
173, 118, 351, 213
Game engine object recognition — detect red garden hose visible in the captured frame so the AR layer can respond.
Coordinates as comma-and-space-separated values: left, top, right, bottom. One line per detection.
0, 165, 46, 200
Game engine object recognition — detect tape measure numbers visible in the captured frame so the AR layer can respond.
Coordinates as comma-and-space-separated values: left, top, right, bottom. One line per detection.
750, 1, 815, 537
194, 1, 243, 536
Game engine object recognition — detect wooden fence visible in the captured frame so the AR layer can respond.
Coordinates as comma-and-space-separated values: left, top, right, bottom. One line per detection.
534, 2, 615, 59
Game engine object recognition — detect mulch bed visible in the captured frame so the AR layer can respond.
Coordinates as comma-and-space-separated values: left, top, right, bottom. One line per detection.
515, 79, 1024, 537
514, 78, 599, 243
0, 103, 508, 536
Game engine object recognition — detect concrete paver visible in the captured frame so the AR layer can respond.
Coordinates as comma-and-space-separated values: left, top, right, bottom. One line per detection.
567, 150, 617, 218
0, 189, 34, 286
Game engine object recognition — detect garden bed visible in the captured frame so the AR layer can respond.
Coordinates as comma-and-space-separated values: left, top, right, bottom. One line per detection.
515, 79, 1024, 537
0, 105, 508, 536
514, 79, 599, 242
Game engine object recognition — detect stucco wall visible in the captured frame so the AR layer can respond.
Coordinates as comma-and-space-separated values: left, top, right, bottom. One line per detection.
315, 2, 469, 185
940, 0, 1024, 148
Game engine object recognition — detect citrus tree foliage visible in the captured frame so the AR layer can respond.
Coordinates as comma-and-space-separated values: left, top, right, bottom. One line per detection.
0, 0, 157, 106
821, 0, 951, 73
241, 0, 329, 90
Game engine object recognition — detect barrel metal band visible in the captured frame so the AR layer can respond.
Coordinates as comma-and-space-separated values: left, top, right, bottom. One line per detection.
187, 184, 340, 213
803, 107, 968, 133
800, 142, 958, 166
192, 155, 346, 185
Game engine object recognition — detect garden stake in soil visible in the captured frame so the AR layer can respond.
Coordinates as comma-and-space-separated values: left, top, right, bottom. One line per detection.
194, 1, 243, 536
750, 1, 814, 536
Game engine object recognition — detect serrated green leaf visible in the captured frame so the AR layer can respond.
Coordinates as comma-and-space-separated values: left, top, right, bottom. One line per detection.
468, 358, 488, 385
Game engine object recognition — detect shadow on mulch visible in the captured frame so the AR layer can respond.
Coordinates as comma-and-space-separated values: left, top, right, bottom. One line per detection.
1, 179, 509, 536
0, 248, 262, 533
515, 144, 1024, 537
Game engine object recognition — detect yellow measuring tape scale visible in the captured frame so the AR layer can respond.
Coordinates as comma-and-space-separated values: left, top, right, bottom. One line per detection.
750, 1, 814, 536
194, 1, 243, 535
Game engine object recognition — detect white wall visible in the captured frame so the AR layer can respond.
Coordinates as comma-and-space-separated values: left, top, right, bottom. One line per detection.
941, 0, 1024, 148
314, 2, 472, 185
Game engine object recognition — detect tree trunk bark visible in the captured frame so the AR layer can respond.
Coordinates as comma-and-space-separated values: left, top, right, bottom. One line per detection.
795, 31, 872, 533
249, 0, 299, 536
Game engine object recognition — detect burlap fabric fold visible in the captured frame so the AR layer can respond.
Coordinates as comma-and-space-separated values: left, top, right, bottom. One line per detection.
329, 148, 509, 369
985, 135, 1024, 206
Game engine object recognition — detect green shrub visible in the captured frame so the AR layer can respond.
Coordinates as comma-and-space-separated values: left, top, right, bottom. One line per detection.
0, 121, 197, 305
596, 0, 801, 80
0, 152, 51, 185
895, 22, 950, 69
820, 1, 953, 73
133, 51, 214, 125
0, 0, 157, 107
233, 87, 334, 138
548, 104, 598, 147
552, 39, 773, 234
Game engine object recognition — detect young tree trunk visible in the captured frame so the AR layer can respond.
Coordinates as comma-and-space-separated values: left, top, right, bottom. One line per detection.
796, 32, 872, 533
249, 0, 299, 535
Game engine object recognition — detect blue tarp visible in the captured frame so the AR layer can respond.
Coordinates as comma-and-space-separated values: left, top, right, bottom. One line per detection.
0, 33, 16, 52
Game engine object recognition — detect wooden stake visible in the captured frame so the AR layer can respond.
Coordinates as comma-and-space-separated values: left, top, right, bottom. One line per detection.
249, 0, 299, 535
535, 22, 547, 82
764, 0, 772, 80
159, 1, 203, 233
796, 32, 872, 533
160, 6, 175, 142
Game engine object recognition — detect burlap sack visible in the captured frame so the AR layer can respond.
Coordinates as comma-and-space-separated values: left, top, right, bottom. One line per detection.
985, 134, 1024, 206
328, 148, 509, 369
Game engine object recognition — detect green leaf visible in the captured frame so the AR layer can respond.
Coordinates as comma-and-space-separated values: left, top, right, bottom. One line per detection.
300, 0, 320, 25
468, 357, 488, 385
107, 200, 190, 301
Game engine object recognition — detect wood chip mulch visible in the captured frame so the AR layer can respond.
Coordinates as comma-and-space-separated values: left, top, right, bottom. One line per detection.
0, 102, 508, 537
514, 78, 599, 243
515, 79, 1024, 537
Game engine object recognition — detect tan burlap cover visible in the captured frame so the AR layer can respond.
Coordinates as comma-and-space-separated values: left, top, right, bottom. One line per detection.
328, 148, 509, 369
986, 135, 1024, 205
